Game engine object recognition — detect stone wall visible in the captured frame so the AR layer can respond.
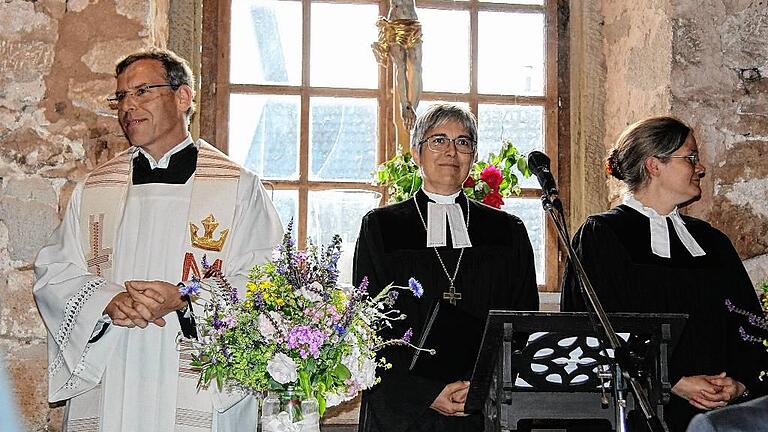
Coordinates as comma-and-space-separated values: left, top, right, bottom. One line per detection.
669, 1, 768, 264
594, 0, 768, 270
0, 1, 167, 429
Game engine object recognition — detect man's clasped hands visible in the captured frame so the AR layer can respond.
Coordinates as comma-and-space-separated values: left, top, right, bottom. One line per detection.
104, 280, 187, 328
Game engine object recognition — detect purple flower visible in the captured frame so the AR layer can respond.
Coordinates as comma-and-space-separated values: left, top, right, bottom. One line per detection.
178, 278, 201, 296
725, 299, 735, 312
334, 324, 347, 336
201, 254, 210, 270
286, 325, 326, 359
408, 278, 423, 298
358, 277, 369, 293
402, 328, 413, 344
384, 290, 399, 307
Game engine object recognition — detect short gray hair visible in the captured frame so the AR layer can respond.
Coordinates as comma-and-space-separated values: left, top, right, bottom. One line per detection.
410, 104, 478, 156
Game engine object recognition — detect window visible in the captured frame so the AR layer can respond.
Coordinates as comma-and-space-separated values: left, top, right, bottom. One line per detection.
201, 0, 562, 290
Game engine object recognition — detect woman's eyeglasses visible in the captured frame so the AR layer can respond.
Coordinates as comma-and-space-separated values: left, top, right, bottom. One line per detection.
419, 135, 476, 154
664, 153, 700, 167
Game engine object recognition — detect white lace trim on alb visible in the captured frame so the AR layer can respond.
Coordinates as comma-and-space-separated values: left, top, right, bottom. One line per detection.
48, 277, 107, 379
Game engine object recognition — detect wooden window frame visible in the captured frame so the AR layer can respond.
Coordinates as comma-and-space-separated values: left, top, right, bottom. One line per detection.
200, 0, 567, 291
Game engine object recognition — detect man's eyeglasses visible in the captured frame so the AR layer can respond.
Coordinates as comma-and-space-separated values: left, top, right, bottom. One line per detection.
107, 83, 178, 110
420, 135, 476, 154
664, 153, 700, 167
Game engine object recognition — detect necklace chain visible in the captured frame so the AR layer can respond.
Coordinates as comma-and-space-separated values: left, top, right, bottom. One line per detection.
413, 193, 470, 289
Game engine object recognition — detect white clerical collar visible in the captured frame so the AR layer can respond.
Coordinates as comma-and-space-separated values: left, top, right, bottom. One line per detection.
623, 194, 706, 258
135, 135, 194, 170
421, 188, 472, 249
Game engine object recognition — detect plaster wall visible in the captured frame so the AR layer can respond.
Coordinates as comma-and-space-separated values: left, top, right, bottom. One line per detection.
0, 1, 167, 429
601, 0, 674, 204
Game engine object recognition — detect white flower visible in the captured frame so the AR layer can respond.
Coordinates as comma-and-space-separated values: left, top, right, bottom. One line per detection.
342, 344, 378, 391
258, 313, 278, 340
267, 352, 298, 384
297, 282, 323, 303
324, 391, 344, 408
357, 356, 377, 389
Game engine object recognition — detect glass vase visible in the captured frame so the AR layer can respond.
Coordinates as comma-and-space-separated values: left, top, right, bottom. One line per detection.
260, 386, 320, 432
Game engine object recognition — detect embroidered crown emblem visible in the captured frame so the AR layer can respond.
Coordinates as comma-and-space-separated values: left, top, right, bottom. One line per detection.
190, 214, 229, 252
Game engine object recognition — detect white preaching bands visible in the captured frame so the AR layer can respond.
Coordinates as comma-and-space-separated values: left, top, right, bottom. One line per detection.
623, 194, 706, 259
421, 189, 472, 249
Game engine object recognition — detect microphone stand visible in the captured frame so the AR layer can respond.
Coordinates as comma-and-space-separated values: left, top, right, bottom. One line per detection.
540, 192, 667, 432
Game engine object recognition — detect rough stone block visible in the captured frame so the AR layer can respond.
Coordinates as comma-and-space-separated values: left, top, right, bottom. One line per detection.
1, 269, 46, 339
0, 178, 60, 262
0, 2, 53, 40
69, 78, 118, 116
744, 253, 768, 286
81, 39, 150, 75
0, 40, 56, 85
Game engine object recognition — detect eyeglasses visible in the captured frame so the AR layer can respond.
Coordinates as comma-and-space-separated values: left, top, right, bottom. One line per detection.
664, 153, 700, 167
107, 83, 178, 110
420, 135, 476, 154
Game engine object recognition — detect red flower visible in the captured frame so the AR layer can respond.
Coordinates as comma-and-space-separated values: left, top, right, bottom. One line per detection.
482, 190, 504, 209
480, 165, 503, 190
463, 176, 476, 188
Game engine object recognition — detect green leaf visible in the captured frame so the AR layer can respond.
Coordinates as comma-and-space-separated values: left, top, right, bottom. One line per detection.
517, 158, 530, 177
332, 363, 352, 381
318, 393, 327, 416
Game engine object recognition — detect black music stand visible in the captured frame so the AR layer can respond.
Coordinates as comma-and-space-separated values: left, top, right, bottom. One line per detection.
465, 311, 686, 432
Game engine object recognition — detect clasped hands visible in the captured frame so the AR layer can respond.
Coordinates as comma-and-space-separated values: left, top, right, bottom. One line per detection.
431, 381, 470, 417
672, 373, 746, 410
104, 280, 187, 329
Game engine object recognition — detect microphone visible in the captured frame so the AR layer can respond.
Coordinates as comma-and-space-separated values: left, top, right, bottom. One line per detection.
527, 151, 558, 197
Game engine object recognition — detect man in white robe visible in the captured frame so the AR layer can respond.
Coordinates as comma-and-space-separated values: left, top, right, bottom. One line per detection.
33, 49, 283, 432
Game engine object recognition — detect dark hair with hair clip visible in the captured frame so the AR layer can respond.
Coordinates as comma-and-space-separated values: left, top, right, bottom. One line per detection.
606, 116, 691, 192
115, 48, 196, 117
605, 149, 624, 180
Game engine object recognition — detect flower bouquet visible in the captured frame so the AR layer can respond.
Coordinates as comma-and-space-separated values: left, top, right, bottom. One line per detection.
182, 222, 427, 431
726, 281, 768, 380
376, 139, 530, 209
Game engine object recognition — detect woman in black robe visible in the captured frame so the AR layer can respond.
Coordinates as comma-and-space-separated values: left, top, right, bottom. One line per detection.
354, 104, 539, 432
561, 116, 765, 432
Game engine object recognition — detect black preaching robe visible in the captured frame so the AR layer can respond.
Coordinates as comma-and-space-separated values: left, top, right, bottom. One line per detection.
353, 190, 539, 432
561, 205, 766, 432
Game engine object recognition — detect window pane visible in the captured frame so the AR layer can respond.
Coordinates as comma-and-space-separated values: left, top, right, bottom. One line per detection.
478, 12, 544, 95
501, 198, 544, 284
270, 189, 298, 234
418, 8, 470, 93
229, 94, 299, 180
311, 3, 379, 88
230, 0, 301, 85
307, 190, 382, 284
478, 104, 543, 188
309, 97, 377, 181
415, 100, 470, 118
483, 0, 544, 4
